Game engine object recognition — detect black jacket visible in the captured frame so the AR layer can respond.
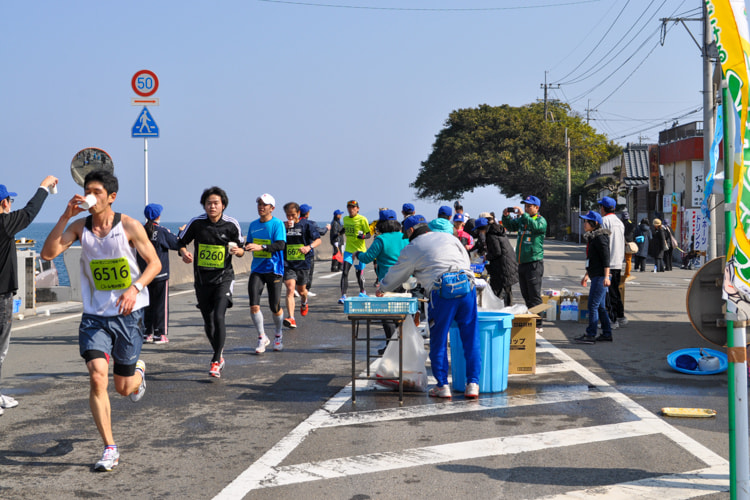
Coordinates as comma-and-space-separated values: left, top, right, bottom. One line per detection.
583, 227, 610, 277
483, 223, 519, 291
0, 188, 48, 295
137, 222, 181, 281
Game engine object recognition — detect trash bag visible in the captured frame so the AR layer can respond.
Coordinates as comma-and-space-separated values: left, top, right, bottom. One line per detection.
375, 316, 428, 392
479, 286, 506, 311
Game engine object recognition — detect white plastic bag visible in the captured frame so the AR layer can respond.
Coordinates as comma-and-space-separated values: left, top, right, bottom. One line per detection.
375, 316, 428, 392
479, 286, 506, 311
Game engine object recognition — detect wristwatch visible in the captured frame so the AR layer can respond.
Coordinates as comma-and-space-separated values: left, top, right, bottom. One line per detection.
133, 282, 144, 293
262, 244, 268, 251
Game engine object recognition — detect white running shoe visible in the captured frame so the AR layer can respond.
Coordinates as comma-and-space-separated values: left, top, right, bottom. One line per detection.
129, 360, 146, 402
255, 336, 271, 354
94, 446, 120, 472
618, 317, 629, 326
273, 336, 284, 351
0, 394, 19, 408
307, 291, 317, 297
464, 383, 480, 399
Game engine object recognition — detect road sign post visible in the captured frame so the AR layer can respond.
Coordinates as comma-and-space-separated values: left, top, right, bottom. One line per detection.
131, 70, 159, 205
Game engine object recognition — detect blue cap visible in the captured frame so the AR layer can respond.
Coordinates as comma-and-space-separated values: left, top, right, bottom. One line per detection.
402, 203, 415, 213
334, 209, 344, 216
523, 195, 541, 206
675, 354, 698, 371
0, 184, 18, 200
379, 209, 398, 221
598, 196, 616, 210
403, 214, 427, 232
453, 213, 465, 222
300, 204, 312, 215
473, 217, 489, 230
144, 203, 163, 221
579, 210, 602, 225
438, 205, 452, 217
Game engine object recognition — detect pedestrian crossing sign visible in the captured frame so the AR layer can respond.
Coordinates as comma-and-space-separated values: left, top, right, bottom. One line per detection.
132, 107, 159, 138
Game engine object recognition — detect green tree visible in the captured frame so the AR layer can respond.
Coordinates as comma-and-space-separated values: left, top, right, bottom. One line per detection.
412, 102, 620, 231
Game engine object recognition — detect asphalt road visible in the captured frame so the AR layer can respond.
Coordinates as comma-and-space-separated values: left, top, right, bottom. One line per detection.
0, 241, 735, 499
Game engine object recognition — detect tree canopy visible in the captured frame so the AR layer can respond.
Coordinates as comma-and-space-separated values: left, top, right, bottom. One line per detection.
412, 102, 620, 227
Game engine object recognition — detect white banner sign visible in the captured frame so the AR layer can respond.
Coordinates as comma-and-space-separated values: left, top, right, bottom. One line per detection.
691, 160, 704, 207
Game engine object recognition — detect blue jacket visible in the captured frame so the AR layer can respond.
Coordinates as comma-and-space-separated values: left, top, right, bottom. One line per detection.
357, 232, 408, 281
428, 217, 454, 234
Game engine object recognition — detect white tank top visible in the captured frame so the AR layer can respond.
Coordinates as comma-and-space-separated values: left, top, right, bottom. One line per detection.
80, 213, 149, 316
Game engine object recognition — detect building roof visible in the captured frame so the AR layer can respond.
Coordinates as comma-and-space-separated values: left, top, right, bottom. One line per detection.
622, 143, 650, 187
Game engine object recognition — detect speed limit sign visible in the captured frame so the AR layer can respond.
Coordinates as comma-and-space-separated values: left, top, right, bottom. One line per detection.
131, 70, 159, 97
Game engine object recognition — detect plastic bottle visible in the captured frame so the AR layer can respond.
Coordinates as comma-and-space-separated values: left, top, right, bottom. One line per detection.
571, 298, 579, 322
561, 298, 569, 321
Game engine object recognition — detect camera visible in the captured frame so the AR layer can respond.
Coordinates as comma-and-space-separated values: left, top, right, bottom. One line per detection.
507, 207, 519, 214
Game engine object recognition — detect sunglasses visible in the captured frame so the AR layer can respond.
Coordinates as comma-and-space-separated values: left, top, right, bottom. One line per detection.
347, 201, 358, 207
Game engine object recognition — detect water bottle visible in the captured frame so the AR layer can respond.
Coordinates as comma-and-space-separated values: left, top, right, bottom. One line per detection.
561, 299, 569, 321
571, 298, 579, 322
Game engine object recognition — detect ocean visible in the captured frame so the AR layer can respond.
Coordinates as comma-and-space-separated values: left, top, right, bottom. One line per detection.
18, 220, 328, 287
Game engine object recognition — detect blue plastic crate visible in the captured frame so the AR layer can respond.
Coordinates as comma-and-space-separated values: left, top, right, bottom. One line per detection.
470, 263, 486, 274
344, 296, 418, 315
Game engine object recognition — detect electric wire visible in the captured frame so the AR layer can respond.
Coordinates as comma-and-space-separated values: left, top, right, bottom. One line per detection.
257, 0, 603, 11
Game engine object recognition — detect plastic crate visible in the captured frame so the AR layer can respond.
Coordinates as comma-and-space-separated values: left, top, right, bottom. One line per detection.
344, 296, 418, 315
470, 263, 486, 274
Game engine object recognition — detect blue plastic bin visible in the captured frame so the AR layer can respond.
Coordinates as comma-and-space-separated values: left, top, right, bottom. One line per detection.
450, 311, 513, 393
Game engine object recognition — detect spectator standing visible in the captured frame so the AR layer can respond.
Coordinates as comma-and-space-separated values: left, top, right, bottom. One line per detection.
621, 211, 636, 280
650, 219, 668, 272
662, 222, 676, 271
401, 203, 415, 227
0, 175, 57, 415
598, 197, 627, 327
138, 203, 181, 344
453, 213, 474, 251
502, 196, 547, 330
473, 217, 518, 307
330, 209, 344, 271
574, 210, 613, 344
634, 218, 651, 272
379, 215, 481, 399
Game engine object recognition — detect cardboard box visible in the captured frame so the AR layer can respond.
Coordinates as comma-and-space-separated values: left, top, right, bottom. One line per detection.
578, 295, 589, 324
509, 313, 538, 374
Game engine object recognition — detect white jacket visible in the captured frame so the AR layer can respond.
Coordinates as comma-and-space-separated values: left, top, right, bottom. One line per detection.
601, 213, 625, 270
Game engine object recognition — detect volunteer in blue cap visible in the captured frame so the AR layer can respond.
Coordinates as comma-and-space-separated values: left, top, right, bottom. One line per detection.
355, 209, 409, 354
379, 214, 481, 399
428, 205, 454, 234
574, 210, 612, 344
137, 203, 181, 344
0, 175, 58, 414
502, 195, 547, 330
598, 196, 627, 328
401, 203, 415, 225
330, 209, 345, 271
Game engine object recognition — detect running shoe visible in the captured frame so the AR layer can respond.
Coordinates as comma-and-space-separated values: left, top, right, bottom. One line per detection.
283, 317, 297, 329
154, 334, 169, 344
428, 385, 452, 398
307, 291, 317, 297
143, 334, 154, 344
617, 317, 629, 326
595, 334, 613, 342
573, 335, 596, 345
255, 336, 270, 354
338, 295, 347, 304
358, 291, 368, 297
0, 395, 19, 408
94, 446, 119, 472
464, 383, 480, 399
300, 302, 309, 316
294, 289, 300, 298
0, 407, 3, 416
209, 358, 225, 378
273, 336, 284, 351
129, 360, 147, 402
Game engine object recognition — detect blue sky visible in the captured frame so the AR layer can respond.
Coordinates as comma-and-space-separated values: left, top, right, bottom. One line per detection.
1, 0, 708, 224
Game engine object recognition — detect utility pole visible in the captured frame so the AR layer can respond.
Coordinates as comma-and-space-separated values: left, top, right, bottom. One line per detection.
660, 4, 716, 258
566, 128, 571, 235
585, 99, 597, 125
540, 71, 561, 122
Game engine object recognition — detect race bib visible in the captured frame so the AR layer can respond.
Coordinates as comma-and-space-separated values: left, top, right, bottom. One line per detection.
197, 244, 226, 269
253, 238, 271, 258
90, 257, 132, 291
286, 243, 305, 261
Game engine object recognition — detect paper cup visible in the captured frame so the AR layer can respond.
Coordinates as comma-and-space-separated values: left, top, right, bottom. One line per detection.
227, 242, 238, 249
79, 194, 97, 209
49, 184, 58, 194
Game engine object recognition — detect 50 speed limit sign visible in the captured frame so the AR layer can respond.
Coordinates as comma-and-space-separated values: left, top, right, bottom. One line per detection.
131, 70, 159, 97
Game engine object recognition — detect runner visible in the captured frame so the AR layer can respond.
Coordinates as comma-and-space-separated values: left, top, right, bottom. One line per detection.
245, 194, 287, 353
338, 200, 370, 304
299, 204, 328, 297
41, 170, 161, 471
177, 187, 244, 378
282, 202, 321, 329
330, 209, 345, 271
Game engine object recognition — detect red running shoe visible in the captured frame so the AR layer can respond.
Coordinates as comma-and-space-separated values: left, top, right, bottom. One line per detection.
300, 302, 309, 316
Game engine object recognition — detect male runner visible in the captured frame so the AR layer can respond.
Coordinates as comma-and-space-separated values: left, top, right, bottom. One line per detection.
41, 170, 161, 472
245, 194, 287, 353
178, 187, 244, 378
282, 202, 321, 328
338, 200, 370, 304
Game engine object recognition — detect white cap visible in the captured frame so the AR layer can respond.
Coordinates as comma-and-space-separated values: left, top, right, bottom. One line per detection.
256, 193, 275, 206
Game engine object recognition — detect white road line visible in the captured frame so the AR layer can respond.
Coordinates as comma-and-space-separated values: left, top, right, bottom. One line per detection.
261, 421, 656, 488
318, 272, 341, 279
319, 389, 608, 428
11, 313, 82, 331
537, 465, 728, 499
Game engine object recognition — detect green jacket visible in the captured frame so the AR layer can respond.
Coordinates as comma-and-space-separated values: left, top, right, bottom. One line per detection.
502, 212, 547, 264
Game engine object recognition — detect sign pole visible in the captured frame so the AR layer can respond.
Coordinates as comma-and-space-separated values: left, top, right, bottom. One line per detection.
144, 137, 149, 206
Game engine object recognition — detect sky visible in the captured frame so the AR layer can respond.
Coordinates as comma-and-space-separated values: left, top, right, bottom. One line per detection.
0, 0, 712, 225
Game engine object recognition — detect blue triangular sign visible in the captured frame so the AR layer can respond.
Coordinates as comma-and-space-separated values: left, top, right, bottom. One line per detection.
132, 107, 159, 138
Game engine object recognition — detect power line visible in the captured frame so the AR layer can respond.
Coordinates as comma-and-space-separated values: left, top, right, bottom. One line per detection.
257, 0, 603, 11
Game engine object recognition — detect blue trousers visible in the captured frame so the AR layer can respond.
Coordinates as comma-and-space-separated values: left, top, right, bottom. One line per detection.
586, 276, 611, 337
428, 287, 480, 387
